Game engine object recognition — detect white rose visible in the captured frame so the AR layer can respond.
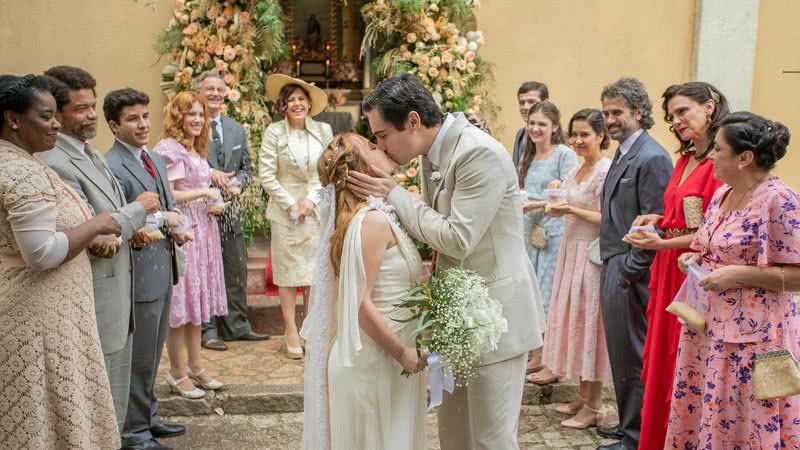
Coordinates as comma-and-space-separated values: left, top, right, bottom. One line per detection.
468, 41, 479, 52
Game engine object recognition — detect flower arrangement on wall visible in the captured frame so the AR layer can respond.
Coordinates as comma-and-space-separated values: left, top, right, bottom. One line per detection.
156, 0, 288, 244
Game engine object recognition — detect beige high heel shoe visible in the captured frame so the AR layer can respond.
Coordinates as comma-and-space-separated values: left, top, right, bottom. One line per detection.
285, 334, 304, 360
187, 367, 224, 390
556, 396, 585, 415
560, 404, 605, 429
166, 373, 206, 399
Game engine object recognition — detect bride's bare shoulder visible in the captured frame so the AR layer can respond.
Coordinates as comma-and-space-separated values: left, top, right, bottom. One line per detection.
360, 209, 397, 248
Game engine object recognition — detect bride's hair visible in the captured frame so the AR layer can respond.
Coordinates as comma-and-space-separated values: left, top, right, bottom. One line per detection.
317, 132, 370, 276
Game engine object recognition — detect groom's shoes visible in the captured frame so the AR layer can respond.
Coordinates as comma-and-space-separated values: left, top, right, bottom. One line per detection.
596, 424, 625, 440
202, 338, 228, 351
233, 331, 270, 341
151, 422, 185, 438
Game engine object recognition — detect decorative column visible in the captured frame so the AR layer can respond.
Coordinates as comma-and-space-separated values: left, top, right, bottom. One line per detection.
693, 0, 760, 110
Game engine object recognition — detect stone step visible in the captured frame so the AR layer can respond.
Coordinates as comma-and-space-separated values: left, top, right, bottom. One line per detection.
157, 381, 614, 417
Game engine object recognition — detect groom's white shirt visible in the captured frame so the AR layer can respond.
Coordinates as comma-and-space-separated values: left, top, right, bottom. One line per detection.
387, 112, 544, 365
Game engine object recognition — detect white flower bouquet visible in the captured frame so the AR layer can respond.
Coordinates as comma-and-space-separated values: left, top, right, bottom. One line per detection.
395, 266, 508, 387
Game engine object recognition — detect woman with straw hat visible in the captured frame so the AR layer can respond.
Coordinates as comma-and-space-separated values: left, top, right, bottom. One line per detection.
260, 74, 333, 359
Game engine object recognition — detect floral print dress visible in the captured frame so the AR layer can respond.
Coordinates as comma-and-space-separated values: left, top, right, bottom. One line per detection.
665, 177, 800, 449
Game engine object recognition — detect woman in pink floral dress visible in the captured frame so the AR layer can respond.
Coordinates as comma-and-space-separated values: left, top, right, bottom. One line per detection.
666, 111, 800, 448
154, 92, 226, 398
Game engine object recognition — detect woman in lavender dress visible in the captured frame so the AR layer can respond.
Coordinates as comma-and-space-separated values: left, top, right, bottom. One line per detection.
154, 92, 226, 398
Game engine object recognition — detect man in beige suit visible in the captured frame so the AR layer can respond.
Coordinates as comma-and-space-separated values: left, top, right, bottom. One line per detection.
349, 73, 544, 450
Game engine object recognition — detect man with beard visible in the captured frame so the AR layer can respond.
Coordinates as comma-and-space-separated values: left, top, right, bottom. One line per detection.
195, 71, 267, 351
595, 78, 673, 450
39, 66, 161, 437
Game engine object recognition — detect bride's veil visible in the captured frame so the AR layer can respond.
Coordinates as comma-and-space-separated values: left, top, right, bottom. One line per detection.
300, 184, 336, 450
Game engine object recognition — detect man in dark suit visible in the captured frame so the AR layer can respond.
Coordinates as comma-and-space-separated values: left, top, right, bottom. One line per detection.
596, 78, 673, 450
103, 88, 187, 450
38, 66, 159, 435
512, 81, 549, 169
196, 71, 268, 351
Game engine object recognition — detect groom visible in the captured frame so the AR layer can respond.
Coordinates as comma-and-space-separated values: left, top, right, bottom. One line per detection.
349, 73, 544, 450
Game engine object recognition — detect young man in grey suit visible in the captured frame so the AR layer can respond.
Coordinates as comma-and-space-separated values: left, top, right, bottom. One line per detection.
103, 88, 188, 450
512, 81, 549, 169
349, 73, 544, 450
38, 66, 160, 435
595, 78, 673, 450
196, 72, 268, 351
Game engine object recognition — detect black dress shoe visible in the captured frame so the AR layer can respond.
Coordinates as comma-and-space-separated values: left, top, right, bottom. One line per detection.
121, 439, 173, 450
597, 443, 627, 450
596, 424, 625, 440
151, 422, 186, 438
235, 331, 270, 341
202, 338, 228, 351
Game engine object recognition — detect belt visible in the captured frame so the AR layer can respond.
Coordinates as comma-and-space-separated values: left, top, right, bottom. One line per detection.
663, 228, 694, 238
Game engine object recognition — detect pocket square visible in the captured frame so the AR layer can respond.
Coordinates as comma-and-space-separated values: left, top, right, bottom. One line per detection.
620, 178, 633, 184
233, 144, 242, 150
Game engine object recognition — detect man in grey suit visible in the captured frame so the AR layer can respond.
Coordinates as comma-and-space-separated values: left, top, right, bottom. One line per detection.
349, 73, 544, 450
38, 66, 160, 434
512, 81, 549, 169
595, 78, 673, 450
196, 71, 268, 351
103, 88, 187, 450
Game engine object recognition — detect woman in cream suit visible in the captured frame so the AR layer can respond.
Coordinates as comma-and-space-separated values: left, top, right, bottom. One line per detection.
260, 74, 333, 359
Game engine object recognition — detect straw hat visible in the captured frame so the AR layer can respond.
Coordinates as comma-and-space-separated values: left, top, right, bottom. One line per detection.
265, 74, 328, 117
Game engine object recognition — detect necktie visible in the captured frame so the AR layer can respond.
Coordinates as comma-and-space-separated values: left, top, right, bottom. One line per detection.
140, 151, 158, 181
210, 119, 223, 167
86, 146, 111, 183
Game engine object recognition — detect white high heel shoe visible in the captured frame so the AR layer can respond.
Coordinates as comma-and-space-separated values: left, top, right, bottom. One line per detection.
166, 373, 206, 399
187, 367, 224, 391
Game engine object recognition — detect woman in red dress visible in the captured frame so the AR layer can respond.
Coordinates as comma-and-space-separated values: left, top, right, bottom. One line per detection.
624, 82, 728, 450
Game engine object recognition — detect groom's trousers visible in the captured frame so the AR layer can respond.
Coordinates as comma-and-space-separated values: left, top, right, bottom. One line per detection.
438, 352, 527, 450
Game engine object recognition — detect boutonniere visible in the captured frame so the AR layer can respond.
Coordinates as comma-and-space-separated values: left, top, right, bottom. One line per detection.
431, 171, 442, 184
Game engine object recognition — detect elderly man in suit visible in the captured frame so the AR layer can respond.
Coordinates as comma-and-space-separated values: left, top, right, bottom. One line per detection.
348, 73, 545, 450
512, 81, 549, 169
103, 88, 188, 450
38, 66, 160, 435
195, 71, 268, 351
595, 78, 673, 450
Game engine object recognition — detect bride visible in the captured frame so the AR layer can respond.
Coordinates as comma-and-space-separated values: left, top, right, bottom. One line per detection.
301, 133, 428, 450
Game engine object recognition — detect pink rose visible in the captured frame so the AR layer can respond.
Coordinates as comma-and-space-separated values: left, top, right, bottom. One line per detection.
240, 12, 250, 23
207, 7, 219, 19
224, 73, 235, 84
223, 45, 236, 61
227, 90, 241, 102
216, 15, 227, 27
182, 22, 198, 35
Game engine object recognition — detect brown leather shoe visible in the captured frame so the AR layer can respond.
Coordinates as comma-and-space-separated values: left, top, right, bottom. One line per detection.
236, 331, 270, 341
202, 338, 228, 351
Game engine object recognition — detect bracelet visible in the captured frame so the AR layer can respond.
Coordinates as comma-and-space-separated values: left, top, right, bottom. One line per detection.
781, 266, 786, 294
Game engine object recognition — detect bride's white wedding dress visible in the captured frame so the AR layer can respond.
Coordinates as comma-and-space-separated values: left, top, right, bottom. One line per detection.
302, 190, 426, 450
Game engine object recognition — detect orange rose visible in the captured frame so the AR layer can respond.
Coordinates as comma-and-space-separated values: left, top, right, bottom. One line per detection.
406, 167, 418, 178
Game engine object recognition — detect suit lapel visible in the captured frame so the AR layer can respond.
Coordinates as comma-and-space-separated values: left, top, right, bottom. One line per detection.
431, 113, 469, 207
116, 143, 159, 193
58, 136, 121, 207
220, 115, 236, 169
604, 131, 649, 206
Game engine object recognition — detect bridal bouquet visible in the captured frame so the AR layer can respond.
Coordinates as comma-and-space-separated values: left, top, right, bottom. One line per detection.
395, 267, 508, 388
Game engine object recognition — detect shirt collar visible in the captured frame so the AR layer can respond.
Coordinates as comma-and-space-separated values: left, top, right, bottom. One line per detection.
619, 128, 644, 156
210, 114, 222, 124
117, 139, 146, 158
427, 113, 455, 166
59, 132, 89, 156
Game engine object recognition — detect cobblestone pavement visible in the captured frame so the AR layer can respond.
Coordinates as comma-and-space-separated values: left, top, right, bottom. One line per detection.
163, 405, 618, 450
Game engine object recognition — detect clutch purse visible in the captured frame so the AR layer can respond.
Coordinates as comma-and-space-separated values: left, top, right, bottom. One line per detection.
175, 246, 188, 277
754, 349, 800, 400
665, 302, 706, 333
587, 238, 602, 266
682, 196, 704, 229
528, 224, 549, 250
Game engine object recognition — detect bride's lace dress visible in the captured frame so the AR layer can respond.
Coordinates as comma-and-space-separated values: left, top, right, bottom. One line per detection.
302, 192, 426, 450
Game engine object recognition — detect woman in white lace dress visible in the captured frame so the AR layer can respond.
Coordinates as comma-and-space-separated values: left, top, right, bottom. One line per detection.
301, 133, 427, 450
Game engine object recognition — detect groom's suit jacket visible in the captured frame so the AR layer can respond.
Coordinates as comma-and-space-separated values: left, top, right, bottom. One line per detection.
388, 113, 544, 365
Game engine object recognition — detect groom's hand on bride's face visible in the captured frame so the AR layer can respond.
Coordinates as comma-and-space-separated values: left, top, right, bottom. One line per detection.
348, 166, 398, 200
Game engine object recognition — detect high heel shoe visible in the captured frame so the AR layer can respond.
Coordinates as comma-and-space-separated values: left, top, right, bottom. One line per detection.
285, 334, 304, 360
527, 368, 559, 385
187, 367, 224, 390
166, 373, 206, 399
560, 404, 605, 429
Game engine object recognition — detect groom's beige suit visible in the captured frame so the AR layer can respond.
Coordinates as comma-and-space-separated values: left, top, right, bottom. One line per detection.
387, 113, 544, 450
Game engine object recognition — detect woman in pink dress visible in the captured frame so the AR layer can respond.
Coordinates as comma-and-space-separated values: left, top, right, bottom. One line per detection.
666, 111, 800, 448
154, 92, 226, 398
541, 109, 613, 429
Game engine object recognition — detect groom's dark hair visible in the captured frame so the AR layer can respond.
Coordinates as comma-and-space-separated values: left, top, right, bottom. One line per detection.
362, 73, 444, 131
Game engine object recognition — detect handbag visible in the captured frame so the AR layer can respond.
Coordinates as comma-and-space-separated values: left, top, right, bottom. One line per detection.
587, 238, 602, 266
754, 349, 800, 400
528, 224, 549, 250
175, 245, 188, 277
